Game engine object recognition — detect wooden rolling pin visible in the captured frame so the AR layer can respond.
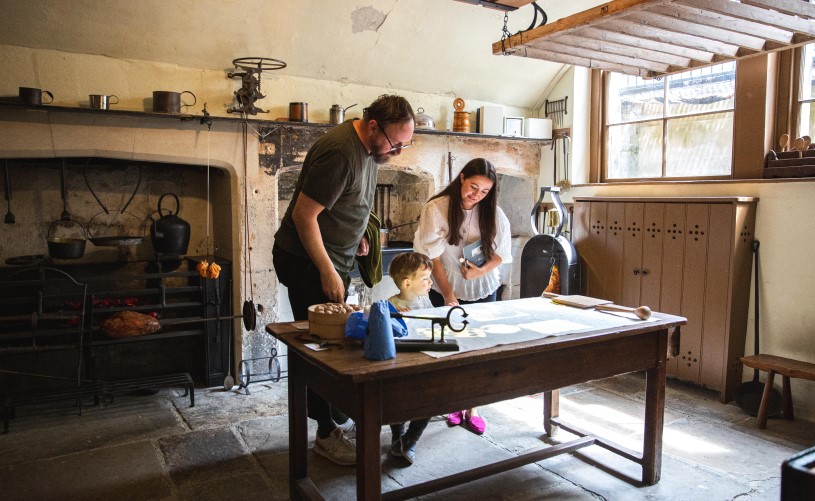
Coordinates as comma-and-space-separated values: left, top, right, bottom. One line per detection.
595, 303, 652, 320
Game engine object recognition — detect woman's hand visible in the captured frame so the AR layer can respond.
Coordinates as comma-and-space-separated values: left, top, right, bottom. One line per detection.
460, 260, 486, 280
443, 293, 459, 306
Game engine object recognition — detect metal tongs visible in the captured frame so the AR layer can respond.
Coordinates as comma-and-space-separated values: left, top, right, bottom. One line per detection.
390, 306, 468, 352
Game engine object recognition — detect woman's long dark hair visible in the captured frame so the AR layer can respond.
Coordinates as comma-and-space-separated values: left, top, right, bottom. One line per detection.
429, 158, 499, 261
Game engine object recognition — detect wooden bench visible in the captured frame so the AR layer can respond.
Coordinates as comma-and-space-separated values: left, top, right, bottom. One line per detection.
740, 354, 815, 429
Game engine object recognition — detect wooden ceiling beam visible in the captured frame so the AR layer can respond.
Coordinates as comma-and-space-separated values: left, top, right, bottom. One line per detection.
739, 0, 815, 19
579, 26, 714, 62
620, 11, 768, 53
600, 19, 740, 58
520, 46, 659, 78
529, 40, 672, 73
676, 0, 815, 36
549, 34, 692, 67
650, 4, 795, 45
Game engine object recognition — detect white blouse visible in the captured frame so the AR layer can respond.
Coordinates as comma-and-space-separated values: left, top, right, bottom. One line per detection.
413, 196, 512, 302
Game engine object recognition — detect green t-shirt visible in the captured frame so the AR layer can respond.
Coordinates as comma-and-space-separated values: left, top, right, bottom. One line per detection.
275, 120, 376, 274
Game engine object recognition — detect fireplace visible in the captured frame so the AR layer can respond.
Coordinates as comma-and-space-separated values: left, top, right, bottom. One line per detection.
0, 257, 232, 388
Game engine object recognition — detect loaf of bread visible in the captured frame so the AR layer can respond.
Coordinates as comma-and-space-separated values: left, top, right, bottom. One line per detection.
101, 311, 161, 338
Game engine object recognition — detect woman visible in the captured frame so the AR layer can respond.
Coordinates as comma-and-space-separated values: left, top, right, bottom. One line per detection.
413, 158, 512, 434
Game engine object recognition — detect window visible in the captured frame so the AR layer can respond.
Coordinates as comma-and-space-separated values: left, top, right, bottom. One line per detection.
604, 63, 735, 179
798, 43, 815, 137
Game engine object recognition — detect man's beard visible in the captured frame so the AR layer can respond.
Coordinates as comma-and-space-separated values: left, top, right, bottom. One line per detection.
373, 152, 392, 165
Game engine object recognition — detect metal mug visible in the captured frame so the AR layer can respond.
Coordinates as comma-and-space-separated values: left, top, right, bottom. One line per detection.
89, 94, 119, 110
152, 90, 196, 114
19, 87, 54, 105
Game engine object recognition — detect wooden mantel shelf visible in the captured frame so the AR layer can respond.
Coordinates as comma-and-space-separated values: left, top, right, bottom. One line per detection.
492, 0, 815, 78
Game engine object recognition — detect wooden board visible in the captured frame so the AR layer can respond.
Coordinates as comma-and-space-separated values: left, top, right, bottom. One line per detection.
542, 292, 612, 309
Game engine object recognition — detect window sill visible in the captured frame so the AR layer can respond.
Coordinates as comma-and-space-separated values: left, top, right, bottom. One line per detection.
575, 177, 815, 187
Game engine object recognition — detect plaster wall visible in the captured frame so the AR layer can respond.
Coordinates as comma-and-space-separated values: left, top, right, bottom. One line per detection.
0, 44, 530, 132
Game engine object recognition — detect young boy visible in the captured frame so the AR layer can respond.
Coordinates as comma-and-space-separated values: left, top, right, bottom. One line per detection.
387, 252, 434, 465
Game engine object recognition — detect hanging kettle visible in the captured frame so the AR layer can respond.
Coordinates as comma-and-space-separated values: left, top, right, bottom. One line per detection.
150, 193, 191, 255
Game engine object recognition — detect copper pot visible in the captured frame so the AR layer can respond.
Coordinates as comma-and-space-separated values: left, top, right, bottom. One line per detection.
289, 102, 308, 122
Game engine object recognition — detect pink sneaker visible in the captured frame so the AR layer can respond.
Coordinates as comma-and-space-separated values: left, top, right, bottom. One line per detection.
466, 414, 486, 434
447, 411, 464, 426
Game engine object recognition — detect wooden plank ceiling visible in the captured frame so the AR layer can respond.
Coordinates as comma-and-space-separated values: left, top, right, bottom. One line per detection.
490, 0, 815, 78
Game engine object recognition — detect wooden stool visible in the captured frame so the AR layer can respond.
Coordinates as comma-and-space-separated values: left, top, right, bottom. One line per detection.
740, 354, 815, 429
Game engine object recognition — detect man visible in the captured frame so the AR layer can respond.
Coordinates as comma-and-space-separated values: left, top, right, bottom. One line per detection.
273, 94, 415, 465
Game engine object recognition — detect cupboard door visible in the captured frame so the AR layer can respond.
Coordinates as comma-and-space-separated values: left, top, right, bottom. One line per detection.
575, 202, 608, 298
662, 203, 686, 377
677, 204, 710, 383
605, 202, 626, 305
700, 204, 733, 390
640, 203, 665, 311
622, 203, 644, 307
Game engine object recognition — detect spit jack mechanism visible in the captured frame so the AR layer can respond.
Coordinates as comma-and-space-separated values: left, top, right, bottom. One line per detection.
390, 306, 468, 352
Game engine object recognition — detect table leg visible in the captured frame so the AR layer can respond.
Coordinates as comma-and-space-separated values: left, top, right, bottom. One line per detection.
757, 370, 777, 429
357, 380, 382, 500
782, 375, 794, 420
288, 354, 309, 500
543, 390, 556, 436
642, 330, 668, 485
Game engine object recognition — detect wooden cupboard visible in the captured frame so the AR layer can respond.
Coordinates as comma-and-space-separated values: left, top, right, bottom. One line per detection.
572, 197, 758, 402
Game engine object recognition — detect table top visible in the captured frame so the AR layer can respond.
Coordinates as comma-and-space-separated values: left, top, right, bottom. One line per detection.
268, 297, 686, 383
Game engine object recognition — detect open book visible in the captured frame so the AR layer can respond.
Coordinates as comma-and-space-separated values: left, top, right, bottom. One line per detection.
462, 239, 486, 267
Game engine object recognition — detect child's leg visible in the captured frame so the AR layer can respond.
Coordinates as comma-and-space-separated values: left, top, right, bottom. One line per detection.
390, 422, 407, 442
405, 418, 430, 441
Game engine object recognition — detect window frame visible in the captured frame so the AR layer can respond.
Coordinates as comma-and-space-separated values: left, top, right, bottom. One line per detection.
600, 66, 737, 183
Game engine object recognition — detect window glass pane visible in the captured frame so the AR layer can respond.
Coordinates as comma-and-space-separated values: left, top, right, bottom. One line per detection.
667, 62, 735, 117
665, 113, 733, 177
606, 73, 663, 124
801, 43, 815, 102
607, 121, 663, 179
800, 102, 815, 139
799, 43, 815, 136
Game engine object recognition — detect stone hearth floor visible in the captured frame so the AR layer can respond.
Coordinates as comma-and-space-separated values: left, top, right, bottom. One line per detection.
1, 372, 813, 500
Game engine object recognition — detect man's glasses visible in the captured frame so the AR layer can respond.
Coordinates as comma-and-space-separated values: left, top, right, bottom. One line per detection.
379, 125, 414, 153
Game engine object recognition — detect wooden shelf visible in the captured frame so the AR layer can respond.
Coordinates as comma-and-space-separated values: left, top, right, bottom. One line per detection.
493, 0, 815, 78
0, 101, 551, 144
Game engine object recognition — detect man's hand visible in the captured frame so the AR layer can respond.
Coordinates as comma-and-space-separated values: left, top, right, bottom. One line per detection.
356, 235, 370, 256
320, 268, 347, 304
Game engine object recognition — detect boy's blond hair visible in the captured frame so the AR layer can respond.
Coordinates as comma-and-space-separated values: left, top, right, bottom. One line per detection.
388, 252, 433, 286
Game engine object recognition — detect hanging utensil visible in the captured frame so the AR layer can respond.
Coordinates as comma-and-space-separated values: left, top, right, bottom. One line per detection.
386, 185, 393, 231
3, 160, 14, 224
735, 240, 783, 417
241, 122, 257, 332
60, 159, 71, 221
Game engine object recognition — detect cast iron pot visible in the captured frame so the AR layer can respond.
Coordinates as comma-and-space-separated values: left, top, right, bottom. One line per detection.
46, 219, 87, 259
150, 193, 190, 255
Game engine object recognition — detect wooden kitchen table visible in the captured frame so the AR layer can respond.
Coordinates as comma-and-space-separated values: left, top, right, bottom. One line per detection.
267, 298, 685, 500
